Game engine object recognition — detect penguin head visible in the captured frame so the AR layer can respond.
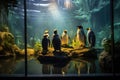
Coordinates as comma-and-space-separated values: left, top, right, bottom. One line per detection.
54, 29, 57, 34
77, 25, 83, 29
64, 30, 67, 34
86, 27, 91, 30
43, 34, 48, 38
44, 30, 49, 34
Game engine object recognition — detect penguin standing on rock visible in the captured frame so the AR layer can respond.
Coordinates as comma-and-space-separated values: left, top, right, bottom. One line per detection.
86, 28, 96, 48
76, 25, 86, 48
61, 30, 70, 47
42, 34, 50, 55
52, 29, 61, 52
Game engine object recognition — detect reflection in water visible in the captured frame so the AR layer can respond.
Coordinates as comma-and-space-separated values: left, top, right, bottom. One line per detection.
41, 63, 69, 75
62, 63, 69, 75
0, 56, 98, 75
41, 58, 96, 75
0, 57, 16, 74
42, 64, 51, 74
52, 66, 62, 74
75, 61, 82, 74
0, 56, 25, 75
73, 59, 96, 75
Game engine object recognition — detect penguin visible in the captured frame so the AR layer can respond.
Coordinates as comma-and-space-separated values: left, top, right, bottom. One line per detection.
52, 29, 61, 52
86, 28, 96, 48
61, 30, 69, 47
44, 30, 50, 47
76, 25, 86, 48
42, 34, 50, 54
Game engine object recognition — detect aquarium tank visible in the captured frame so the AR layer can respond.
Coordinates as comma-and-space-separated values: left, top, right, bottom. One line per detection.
0, 0, 120, 78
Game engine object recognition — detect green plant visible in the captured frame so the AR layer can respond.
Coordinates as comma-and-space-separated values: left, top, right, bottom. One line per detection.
34, 41, 42, 53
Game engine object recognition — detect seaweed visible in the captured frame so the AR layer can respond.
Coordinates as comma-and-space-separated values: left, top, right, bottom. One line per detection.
34, 41, 42, 55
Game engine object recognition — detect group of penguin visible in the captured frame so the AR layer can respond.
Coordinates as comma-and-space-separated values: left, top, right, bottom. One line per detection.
42, 25, 96, 53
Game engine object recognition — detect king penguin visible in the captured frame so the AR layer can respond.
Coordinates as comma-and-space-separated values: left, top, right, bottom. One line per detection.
86, 28, 96, 48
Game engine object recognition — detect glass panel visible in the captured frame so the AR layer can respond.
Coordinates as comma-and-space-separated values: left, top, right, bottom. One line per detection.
26, 0, 113, 76
0, 0, 25, 76
114, 0, 120, 74
1, 0, 118, 77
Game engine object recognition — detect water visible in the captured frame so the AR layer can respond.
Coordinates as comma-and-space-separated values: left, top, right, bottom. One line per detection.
0, 49, 113, 77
